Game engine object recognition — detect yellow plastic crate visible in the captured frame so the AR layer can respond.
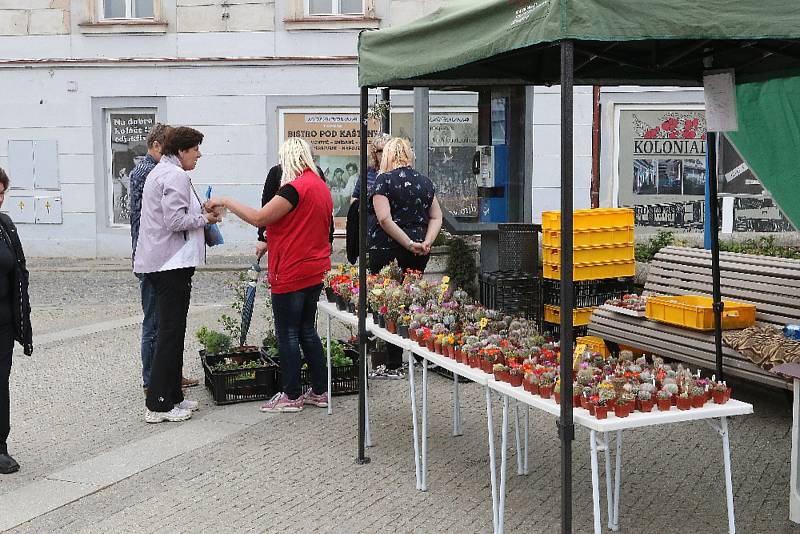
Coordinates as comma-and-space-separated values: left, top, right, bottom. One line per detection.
541, 208, 634, 231
576, 335, 611, 357
543, 259, 636, 281
542, 244, 634, 265
544, 305, 597, 326
542, 226, 635, 248
645, 295, 756, 331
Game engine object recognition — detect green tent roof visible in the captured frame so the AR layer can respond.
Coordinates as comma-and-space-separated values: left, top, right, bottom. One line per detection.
359, 0, 800, 87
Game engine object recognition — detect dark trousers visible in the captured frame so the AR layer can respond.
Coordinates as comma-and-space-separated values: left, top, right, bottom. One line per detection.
145, 268, 194, 412
369, 247, 430, 369
0, 322, 12, 455
272, 284, 327, 400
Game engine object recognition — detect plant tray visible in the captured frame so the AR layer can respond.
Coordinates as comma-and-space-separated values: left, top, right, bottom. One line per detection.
544, 304, 597, 326
541, 208, 635, 232
202, 348, 279, 405
261, 345, 361, 396
645, 295, 756, 331
600, 303, 646, 317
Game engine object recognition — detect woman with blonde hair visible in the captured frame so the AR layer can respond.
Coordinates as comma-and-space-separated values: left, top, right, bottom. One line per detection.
207, 138, 333, 412
368, 137, 442, 378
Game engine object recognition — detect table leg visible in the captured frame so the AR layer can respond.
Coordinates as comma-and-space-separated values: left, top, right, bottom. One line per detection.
523, 407, 529, 476
720, 417, 736, 534
453, 375, 463, 436
612, 430, 623, 531
514, 401, 523, 476
408, 349, 422, 490
422, 357, 429, 492
326, 314, 332, 416
363, 357, 372, 447
603, 433, 613, 530
486, 386, 499, 533
499, 395, 509, 534
791, 379, 800, 523
589, 430, 602, 534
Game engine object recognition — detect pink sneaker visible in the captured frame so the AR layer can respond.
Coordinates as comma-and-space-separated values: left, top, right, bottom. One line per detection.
303, 389, 329, 408
260, 392, 304, 413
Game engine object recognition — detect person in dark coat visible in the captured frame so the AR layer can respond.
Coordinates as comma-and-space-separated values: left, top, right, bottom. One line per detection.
0, 167, 33, 475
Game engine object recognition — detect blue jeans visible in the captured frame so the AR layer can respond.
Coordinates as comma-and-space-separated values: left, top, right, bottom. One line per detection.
272, 284, 327, 400
137, 273, 158, 389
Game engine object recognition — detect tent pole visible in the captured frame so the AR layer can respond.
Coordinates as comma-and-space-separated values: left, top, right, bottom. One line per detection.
357, 85, 371, 465
707, 131, 725, 381
381, 87, 391, 133
559, 39, 575, 534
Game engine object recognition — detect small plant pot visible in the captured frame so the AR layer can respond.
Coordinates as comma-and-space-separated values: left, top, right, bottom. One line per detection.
409, 329, 417, 342
554, 392, 561, 404
335, 295, 346, 310
461, 353, 471, 366
595, 405, 608, 420
712, 390, 727, 404
455, 349, 463, 361
588, 402, 596, 416
691, 395, 706, 409
627, 399, 636, 413
676, 397, 691, 411
725, 387, 733, 402
398, 325, 409, 339
510, 374, 523, 387
572, 393, 581, 409
372, 311, 380, 324
671, 396, 677, 406
522, 381, 533, 393
613, 404, 629, 418
324, 287, 336, 302
378, 316, 386, 329
426, 339, 435, 352
480, 360, 492, 374
656, 398, 672, 412
493, 370, 504, 382
386, 320, 397, 334
469, 355, 480, 368
433, 341, 442, 354
418, 338, 427, 348
539, 386, 553, 399
639, 399, 654, 413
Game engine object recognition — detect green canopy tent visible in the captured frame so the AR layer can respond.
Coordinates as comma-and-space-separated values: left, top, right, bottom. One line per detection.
354, 0, 800, 530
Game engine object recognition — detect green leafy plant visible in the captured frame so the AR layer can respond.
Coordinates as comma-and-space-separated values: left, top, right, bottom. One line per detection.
717, 235, 800, 259
635, 231, 684, 263
196, 326, 232, 355
446, 236, 478, 299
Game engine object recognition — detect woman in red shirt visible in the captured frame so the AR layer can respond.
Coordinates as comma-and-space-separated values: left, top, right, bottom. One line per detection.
208, 138, 333, 412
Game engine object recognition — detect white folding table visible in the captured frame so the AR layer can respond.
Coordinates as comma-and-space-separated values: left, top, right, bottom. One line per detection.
488, 379, 754, 534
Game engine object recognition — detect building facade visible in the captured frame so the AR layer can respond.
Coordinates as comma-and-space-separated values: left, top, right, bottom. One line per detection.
0, 1, 792, 257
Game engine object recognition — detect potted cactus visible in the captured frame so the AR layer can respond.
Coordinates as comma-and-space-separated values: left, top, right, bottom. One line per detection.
572, 381, 581, 408
539, 374, 555, 399
524, 372, 540, 395
509, 366, 524, 387
676, 391, 691, 411
493, 363, 510, 383
613, 396, 629, 418
712, 381, 729, 404
637, 389, 654, 412
663, 382, 680, 406
594, 399, 609, 420
656, 390, 672, 411
690, 385, 706, 408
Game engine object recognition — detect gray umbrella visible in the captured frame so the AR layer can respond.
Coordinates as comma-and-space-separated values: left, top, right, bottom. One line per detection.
239, 257, 262, 347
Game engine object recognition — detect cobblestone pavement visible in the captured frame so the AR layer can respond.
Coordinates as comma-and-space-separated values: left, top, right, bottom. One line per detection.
2, 264, 800, 533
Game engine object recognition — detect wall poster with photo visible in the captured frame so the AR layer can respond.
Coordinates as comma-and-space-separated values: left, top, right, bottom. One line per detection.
107, 110, 156, 225
282, 112, 380, 225
391, 111, 479, 219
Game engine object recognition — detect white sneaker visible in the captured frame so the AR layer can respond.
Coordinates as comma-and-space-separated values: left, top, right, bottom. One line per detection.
145, 407, 192, 423
175, 399, 199, 412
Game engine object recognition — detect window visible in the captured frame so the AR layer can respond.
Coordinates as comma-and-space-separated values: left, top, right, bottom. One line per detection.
99, 0, 154, 19
307, 0, 364, 16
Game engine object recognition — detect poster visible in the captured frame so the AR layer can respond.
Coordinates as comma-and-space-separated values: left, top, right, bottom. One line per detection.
283, 113, 379, 220
109, 112, 155, 225
391, 112, 479, 218
719, 135, 765, 195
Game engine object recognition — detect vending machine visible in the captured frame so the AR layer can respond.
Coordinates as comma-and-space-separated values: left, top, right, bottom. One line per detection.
473, 144, 509, 223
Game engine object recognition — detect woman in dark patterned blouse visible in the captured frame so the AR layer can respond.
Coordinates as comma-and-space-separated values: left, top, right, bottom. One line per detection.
368, 137, 442, 378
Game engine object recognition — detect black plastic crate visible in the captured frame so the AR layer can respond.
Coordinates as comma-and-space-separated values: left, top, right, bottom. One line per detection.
480, 270, 542, 323
498, 223, 540, 274
261, 345, 361, 397
540, 322, 589, 339
203, 348, 279, 405
542, 277, 634, 308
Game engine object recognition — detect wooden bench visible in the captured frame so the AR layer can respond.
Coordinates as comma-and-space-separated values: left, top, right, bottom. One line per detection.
588, 246, 800, 390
